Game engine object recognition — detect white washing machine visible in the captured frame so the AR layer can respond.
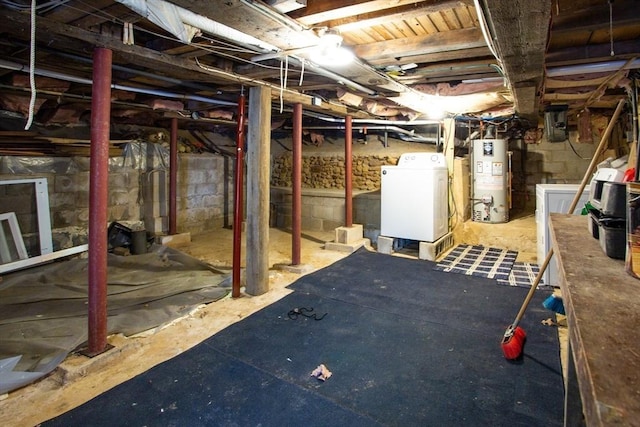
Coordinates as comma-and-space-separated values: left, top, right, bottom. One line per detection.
380, 152, 448, 242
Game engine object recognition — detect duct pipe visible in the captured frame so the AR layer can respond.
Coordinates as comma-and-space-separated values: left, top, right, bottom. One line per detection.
232, 90, 246, 298
116, 0, 277, 50
116, 0, 381, 97
292, 103, 302, 266
87, 47, 112, 356
9, 42, 221, 94
302, 110, 442, 126
169, 117, 178, 235
546, 59, 640, 77
345, 115, 353, 228
0, 59, 236, 106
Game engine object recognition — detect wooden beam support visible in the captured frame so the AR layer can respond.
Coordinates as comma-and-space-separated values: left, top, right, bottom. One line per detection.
245, 86, 271, 296
354, 28, 486, 62
480, 0, 551, 119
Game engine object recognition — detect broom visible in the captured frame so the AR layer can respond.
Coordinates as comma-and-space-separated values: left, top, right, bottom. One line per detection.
501, 99, 626, 360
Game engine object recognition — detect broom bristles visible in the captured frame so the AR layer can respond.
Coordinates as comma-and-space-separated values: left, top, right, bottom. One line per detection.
501, 326, 526, 360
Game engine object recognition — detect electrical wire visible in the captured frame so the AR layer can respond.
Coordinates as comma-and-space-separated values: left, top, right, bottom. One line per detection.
24, 0, 36, 130
609, 0, 615, 56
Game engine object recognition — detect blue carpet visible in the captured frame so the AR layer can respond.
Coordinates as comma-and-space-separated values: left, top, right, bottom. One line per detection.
44, 248, 563, 427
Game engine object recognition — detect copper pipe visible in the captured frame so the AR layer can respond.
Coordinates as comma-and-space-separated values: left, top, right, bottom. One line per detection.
345, 115, 353, 227
232, 91, 246, 298
87, 47, 112, 355
169, 117, 178, 235
292, 103, 302, 265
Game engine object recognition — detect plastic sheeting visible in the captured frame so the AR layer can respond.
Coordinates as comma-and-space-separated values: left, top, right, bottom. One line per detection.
0, 245, 230, 394
0, 141, 169, 174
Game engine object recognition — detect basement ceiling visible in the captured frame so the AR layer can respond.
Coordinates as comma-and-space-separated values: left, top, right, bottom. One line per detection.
0, 0, 638, 131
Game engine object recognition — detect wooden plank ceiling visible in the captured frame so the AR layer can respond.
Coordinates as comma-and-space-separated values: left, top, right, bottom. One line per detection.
0, 0, 637, 131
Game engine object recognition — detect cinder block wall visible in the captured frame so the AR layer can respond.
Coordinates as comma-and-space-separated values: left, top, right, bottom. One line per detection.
175, 153, 234, 235
0, 158, 140, 254
0, 150, 234, 255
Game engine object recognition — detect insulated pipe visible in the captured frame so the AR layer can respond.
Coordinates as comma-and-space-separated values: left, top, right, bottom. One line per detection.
0, 59, 236, 106
169, 117, 178, 235
292, 103, 303, 266
117, 0, 380, 97
116, 0, 276, 50
232, 91, 246, 298
345, 115, 353, 227
87, 47, 112, 356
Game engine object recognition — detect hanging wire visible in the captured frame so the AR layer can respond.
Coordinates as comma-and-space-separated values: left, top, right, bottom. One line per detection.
24, 0, 37, 130
609, 0, 615, 56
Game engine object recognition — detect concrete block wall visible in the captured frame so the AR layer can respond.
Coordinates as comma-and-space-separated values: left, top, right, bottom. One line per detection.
175, 153, 233, 235
0, 158, 141, 254
0, 150, 234, 255
270, 187, 381, 237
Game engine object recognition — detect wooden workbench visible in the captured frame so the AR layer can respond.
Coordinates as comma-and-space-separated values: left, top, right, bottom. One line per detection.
550, 213, 640, 426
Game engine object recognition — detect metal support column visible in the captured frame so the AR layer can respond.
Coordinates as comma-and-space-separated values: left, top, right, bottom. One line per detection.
292, 103, 302, 265
232, 90, 246, 298
169, 117, 178, 235
86, 47, 112, 356
345, 115, 353, 227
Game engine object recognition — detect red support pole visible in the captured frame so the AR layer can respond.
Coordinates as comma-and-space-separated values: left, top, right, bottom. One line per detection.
232, 90, 246, 298
169, 117, 178, 235
87, 47, 112, 356
292, 103, 303, 265
345, 115, 353, 227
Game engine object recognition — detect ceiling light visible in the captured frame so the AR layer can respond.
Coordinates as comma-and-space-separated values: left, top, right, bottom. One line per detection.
310, 28, 354, 66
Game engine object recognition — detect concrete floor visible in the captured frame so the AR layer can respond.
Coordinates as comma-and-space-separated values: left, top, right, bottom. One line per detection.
1, 212, 561, 426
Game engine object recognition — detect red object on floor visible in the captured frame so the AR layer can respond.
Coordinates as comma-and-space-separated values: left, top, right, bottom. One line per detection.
501, 326, 526, 360
623, 168, 635, 182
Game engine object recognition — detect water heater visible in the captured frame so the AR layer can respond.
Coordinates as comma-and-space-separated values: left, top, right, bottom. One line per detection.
471, 139, 509, 223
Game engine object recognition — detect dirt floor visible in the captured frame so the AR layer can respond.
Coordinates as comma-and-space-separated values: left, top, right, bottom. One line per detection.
0, 212, 569, 427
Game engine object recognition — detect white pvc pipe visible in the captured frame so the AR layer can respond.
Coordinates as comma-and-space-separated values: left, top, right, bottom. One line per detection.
546, 59, 640, 77
0, 59, 236, 106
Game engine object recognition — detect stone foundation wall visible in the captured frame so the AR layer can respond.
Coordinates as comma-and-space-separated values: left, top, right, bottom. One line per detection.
271, 154, 399, 190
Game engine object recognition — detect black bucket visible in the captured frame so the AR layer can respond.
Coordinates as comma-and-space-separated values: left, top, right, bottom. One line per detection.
626, 182, 640, 278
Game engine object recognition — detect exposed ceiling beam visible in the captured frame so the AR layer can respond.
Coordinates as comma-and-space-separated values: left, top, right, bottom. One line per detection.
546, 39, 640, 66
479, 0, 551, 120
1, 8, 363, 118
289, 0, 473, 26
309, 0, 471, 32
353, 28, 486, 63
365, 47, 493, 68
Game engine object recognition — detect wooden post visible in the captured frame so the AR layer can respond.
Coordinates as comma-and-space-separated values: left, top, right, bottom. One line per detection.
245, 86, 271, 295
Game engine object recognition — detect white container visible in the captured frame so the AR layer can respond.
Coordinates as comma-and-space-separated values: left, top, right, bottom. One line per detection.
536, 184, 590, 286
380, 153, 448, 242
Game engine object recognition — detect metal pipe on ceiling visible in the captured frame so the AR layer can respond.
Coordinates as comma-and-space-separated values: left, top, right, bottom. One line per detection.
0, 59, 237, 107
116, 0, 380, 98
546, 59, 640, 77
